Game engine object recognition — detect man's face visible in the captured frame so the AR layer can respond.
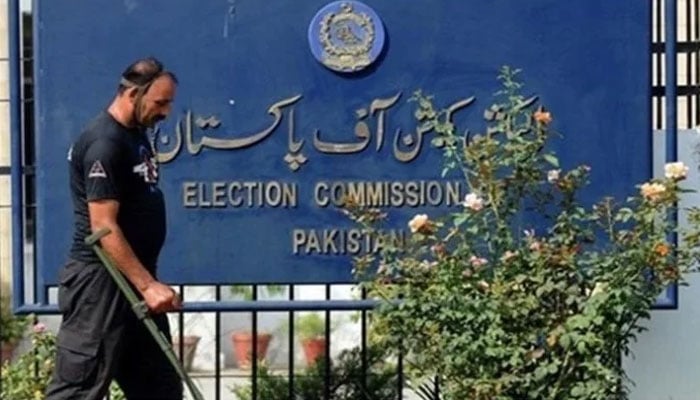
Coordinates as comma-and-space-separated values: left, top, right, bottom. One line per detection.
135, 75, 176, 128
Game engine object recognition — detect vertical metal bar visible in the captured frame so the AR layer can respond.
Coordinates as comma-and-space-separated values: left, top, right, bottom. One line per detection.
251, 284, 258, 400
215, 285, 221, 400
324, 284, 331, 400
656, 0, 664, 129
360, 286, 368, 400
686, 0, 692, 128
9, 0, 24, 312
177, 285, 185, 372
666, 0, 678, 156
27, 1, 43, 306
288, 284, 295, 398
435, 375, 440, 398
665, 0, 679, 308
689, 0, 700, 130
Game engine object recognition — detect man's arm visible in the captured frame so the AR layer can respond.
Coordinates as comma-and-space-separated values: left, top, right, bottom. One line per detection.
89, 199, 181, 313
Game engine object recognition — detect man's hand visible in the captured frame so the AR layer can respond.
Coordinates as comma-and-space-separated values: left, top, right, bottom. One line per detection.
141, 281, 182, 313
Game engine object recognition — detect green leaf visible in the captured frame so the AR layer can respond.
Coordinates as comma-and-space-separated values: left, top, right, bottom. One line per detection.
543, 154, 559, 168
453, 213, 468, 228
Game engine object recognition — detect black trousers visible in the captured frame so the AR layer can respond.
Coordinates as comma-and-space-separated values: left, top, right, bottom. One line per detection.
45, 260, 183, 400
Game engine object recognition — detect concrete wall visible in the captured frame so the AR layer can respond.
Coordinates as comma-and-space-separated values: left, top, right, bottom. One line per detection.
0, 0, 11, 292
626, 129, 700, 400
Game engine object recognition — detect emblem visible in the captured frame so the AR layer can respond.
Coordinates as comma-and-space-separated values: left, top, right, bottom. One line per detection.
88, 160, 107, 178
308, 1, 386, 73
133, 145, 158, 184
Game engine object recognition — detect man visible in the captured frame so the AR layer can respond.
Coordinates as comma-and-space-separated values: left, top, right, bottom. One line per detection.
46, 57, 183, 400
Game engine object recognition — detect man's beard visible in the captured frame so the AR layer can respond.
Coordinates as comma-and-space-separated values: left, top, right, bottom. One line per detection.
134, 110, 164, 130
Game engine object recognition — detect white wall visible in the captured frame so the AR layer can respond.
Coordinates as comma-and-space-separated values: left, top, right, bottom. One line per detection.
0, 0, 11, 291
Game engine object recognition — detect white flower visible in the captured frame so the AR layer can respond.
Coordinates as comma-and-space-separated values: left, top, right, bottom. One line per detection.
664, 161, 689, 181
462, 193, 484, 211
408, 214, 430, 233
640, 182, 666, 201
547, 169, 561, 184
469, 255, 488, 267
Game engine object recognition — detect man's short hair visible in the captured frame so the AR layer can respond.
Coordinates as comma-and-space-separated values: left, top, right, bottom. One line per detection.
118, 57, 178, 94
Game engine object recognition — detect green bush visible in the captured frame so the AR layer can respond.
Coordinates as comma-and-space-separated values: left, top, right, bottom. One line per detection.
232, 345, 398, 400
0, 291, 28, 345
1, 324, 55, 400
346, 67, 700, 400
0, 323, 126, 400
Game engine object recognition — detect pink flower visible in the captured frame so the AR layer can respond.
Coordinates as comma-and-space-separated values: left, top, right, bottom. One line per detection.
33, 322, 47, 334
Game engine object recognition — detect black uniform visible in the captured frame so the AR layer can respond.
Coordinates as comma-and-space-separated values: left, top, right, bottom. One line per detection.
46, 111, 182, 400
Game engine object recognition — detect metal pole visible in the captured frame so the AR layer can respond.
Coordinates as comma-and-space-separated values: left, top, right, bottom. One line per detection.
665, 0, 679, 309
665, 0, 677, 163
9, 0, 24, 313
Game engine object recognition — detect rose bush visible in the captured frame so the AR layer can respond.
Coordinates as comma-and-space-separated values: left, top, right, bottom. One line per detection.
346, 67, 700, 400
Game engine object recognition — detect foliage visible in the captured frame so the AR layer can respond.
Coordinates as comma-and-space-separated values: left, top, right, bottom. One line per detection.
1, 323, 55, 400
0, 291, 29, 344
0, 322, 126, 400
229, 285, 286, 301
345, 67, 700, 400
109, 381, 127, 400
231, 345, 398, 400
296, 313, 326, 340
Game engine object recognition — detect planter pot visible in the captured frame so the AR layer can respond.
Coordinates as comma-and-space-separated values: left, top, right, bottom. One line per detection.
231, 332, 272, 369
172, 335, 201, 371
301, 337, 326, 366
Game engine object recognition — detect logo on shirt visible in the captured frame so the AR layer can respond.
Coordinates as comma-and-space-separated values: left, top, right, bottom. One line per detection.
87, 160, 107, 178
133, 146, 158, 184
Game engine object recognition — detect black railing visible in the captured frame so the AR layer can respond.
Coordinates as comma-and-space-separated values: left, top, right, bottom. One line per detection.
652, 0, 700, 129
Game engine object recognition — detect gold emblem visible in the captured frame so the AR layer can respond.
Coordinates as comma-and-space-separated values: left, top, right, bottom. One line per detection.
319, 3, 375, 72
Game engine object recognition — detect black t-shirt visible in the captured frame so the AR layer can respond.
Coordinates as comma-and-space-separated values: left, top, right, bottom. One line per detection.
68, 111, 166, 271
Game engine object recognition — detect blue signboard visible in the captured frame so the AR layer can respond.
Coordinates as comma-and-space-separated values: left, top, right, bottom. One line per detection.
34, 1, 651, 287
